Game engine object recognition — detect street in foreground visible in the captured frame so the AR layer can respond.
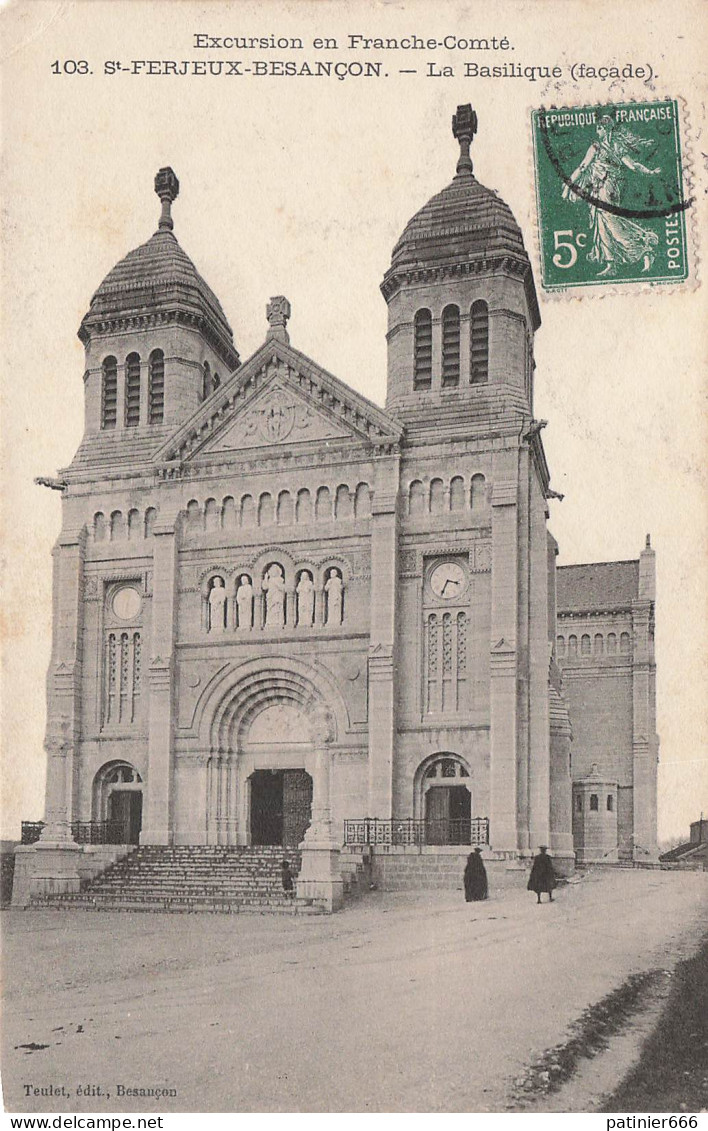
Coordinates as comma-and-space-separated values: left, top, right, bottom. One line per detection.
2, 870, 706, 1113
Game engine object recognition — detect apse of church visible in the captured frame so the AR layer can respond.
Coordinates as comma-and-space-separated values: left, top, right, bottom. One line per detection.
21, 105, 658, 912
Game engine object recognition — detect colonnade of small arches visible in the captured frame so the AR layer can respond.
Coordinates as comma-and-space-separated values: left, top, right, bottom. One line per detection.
185, 482, 372, 532
576, 793, 614, 813
413, 301, 489, 390
407, 473, 487, 516
93, 507, 157, 541
556, 631, 632, 658
204, 561, 345, 632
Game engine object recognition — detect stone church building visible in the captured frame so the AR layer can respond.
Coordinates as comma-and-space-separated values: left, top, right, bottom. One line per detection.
16, 107, 658, 909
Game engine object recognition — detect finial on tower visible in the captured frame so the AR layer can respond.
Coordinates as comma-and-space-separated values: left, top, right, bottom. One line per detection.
154, 167, 180, 231
266, 295, 291, 343
452, 104, 478, 175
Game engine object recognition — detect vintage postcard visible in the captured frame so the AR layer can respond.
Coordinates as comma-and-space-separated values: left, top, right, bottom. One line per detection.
1, 0, 707, 1120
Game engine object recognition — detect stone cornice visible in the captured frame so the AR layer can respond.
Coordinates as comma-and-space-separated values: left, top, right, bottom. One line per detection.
381, 253, 541, 331
78, 307, 240, 371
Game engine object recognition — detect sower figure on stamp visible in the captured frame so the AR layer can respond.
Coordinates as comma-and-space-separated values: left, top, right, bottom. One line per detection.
463, 847, 488, 902
562, 116, 661, 276
527, 846, 557, 904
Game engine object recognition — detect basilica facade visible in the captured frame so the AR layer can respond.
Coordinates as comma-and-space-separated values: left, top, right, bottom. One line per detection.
22, 107, 658, 906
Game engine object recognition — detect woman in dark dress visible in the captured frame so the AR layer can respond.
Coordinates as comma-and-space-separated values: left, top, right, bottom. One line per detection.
527, 846, 556, 903
463, 847, 488, 902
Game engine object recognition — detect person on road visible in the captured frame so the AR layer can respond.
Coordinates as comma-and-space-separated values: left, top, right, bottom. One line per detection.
463, 847, 489, 902
527, 845, 556, 904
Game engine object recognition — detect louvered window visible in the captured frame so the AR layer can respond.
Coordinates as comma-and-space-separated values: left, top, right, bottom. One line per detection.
470, 301, 489, 384
413, 309, 432, 389
148, 350, 164, 423
101, 357, 118, 429
441, 305, 460, 387
125, 353, 141, 427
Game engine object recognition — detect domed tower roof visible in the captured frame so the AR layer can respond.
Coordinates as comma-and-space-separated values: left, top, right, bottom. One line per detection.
381, 106, 539, 329
78, 167, 239, 369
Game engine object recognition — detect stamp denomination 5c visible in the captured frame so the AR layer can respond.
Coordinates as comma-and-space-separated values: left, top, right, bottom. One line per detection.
531, 100, 690, 292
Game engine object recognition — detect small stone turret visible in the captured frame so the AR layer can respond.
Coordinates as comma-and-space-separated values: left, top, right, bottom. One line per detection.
381, 106, 540, 430
76, 169, 239, 457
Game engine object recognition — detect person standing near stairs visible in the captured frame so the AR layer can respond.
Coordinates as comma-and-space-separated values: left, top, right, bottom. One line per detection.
281, 859, 295, 899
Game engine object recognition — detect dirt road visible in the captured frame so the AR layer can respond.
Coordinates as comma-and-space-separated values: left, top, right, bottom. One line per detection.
2, 869, 706, 1112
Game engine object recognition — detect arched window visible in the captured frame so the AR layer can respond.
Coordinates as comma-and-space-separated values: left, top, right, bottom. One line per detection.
213, 372, 221, 390
441, 305, 460, 387
295, 488, 312, 524
240, 494, 255, 528
556, 635, 566, 657
607, 795, 614, 812
202, 361, 212, 401
620, 631, 631, 654
430, 478, 445, 514
607, 632, 617, 654
315, 485, 332, 521
101, 357, 118, 429
594, 633, 604, 655
276, 490, 293, 525
354, 483, 371, 518
335, 484, 353, 519
470, 301, 489, 384
124, 353, 141, 427
258, 492, 274, 526
568, 634, 578, 657
148, 350, 165, 424
450, 476, 466, 512
144, 508, 157, 537
581, 633, 591, 655
127, 508, 141, 540
204, 498, 220, 532
94, 512, 106, 542
109, 510, 125, 541
408, 480, 426, 516
590, 794, 599, 811
186, 500, 201, 531
470, 474, 486, 510
222, 496, 237, 529
413, 309, 432, 390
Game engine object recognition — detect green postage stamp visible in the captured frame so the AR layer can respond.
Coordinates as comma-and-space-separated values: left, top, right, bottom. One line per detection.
531, 100, 690, 292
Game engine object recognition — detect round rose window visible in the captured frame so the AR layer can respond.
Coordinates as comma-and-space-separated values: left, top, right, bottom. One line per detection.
112, 586, 141, 621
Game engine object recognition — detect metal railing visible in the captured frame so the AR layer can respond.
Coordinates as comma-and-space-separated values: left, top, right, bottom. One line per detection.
20, 820, 131, 846
343, 817, 489, 847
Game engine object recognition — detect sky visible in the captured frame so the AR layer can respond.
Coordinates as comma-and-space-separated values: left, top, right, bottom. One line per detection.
1, 0, 706, 841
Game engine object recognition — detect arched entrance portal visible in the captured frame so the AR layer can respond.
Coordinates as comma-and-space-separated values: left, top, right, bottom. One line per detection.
201, 659, 341, 846
416, 754, 472, 845
93, 761, 143, 844
245, 703, 313, 847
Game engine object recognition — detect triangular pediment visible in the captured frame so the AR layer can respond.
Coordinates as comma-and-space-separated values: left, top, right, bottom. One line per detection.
155, 338, 402, 466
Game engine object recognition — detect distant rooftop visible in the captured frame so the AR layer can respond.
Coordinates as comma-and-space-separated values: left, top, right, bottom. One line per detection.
557, 559, 640, 613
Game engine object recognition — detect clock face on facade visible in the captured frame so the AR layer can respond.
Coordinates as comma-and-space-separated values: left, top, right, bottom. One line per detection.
430, 562, 466, 600
112, 586, 142, 621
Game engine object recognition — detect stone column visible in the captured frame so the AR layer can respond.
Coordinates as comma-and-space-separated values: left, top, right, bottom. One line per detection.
141, 509, 179, 844
489, 463, 519, 851
528, 477, 551, 851
631, 551, 659, 862
298, 723, 343, 912
549, 682, 575, 874
14, 527, 86, 905
367, 451, 400, 819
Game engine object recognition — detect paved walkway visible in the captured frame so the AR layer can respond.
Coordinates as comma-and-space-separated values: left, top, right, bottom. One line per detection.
2, 870, 707, 1112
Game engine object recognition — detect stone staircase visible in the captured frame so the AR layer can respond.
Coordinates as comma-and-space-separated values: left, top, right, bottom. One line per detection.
29, 845, 325, 915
